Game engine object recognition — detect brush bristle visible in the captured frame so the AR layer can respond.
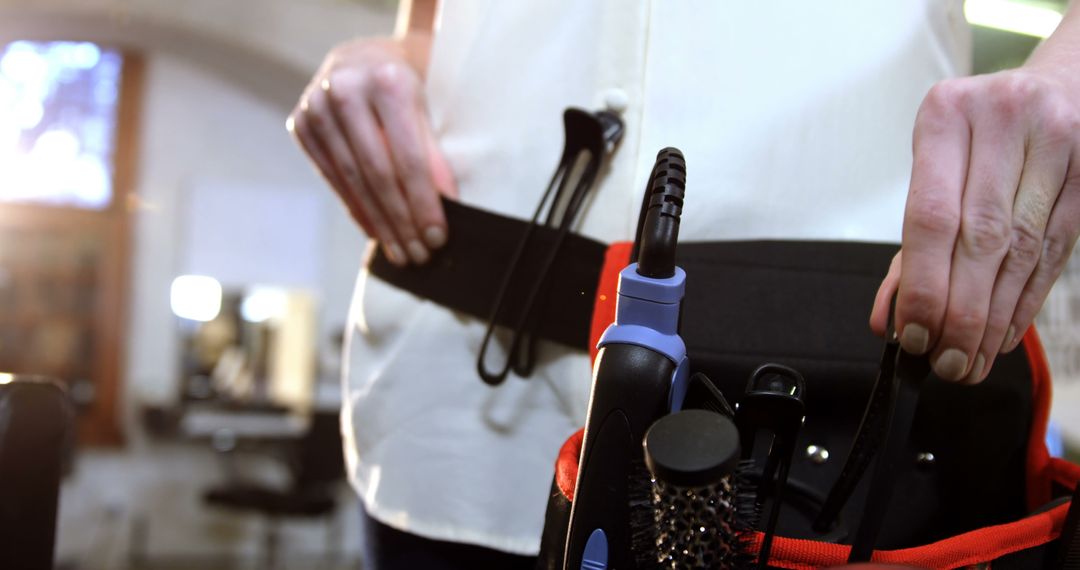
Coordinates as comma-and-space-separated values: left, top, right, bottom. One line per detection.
628, 458, 659, 569
733, 459, 761, 569
647, 458, 759, 569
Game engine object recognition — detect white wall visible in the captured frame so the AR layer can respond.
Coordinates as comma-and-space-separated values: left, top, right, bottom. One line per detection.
125, 50, 375, 409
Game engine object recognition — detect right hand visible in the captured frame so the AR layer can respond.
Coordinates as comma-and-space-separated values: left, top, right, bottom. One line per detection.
287, 38, 457, 266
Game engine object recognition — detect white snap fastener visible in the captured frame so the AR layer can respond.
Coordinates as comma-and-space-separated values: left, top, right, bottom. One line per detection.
603, 88, 629, 113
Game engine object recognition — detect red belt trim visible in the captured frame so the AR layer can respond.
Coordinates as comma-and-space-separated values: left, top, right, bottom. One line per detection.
588, 241, 634, 364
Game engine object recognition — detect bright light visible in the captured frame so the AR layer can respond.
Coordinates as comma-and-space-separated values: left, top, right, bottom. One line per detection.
0, 373, 13, 385
12, 95, 43, 130
241, 287, 288, 323
60, 42, 101, 70
0, 153, 41, 202
33, 129, 80, 162
70, 154, 111, 207
0, 77, 15, 109
0, 116, 17, 156
171, 275, 223, 322
0, 43, 48, 86
965, 0, 1063, 38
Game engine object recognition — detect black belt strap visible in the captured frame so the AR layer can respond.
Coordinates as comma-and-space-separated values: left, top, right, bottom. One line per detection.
369, 199, 900, 365
368, 198, 607, 350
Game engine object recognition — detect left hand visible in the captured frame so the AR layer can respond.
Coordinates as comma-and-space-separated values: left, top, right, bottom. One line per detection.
870, 68, 1080, 383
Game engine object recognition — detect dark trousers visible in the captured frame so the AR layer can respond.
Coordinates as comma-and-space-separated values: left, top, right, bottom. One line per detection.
360, 506, 538, 570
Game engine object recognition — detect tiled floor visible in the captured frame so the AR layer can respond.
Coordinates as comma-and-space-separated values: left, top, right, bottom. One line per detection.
55, 441, 363, 570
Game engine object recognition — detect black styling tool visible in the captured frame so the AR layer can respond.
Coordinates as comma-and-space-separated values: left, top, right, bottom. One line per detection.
813, 296, 932, 563
477, 108, 624, 385
684, 372, 737, 420
563, 148, 689, 570
644, 409, 757, 569
735, 363, 806, 569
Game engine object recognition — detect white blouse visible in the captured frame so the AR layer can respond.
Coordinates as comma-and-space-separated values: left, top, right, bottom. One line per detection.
344, 0, 971, 555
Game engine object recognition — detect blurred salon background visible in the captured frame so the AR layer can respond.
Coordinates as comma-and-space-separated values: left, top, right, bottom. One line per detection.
0, 0, 1076, 568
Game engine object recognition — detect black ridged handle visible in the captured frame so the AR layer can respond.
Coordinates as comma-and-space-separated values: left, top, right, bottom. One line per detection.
634, 148, 685, 279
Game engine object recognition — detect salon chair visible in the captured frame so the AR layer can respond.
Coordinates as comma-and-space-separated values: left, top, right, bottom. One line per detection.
203, 410, 346, 569
0, 376, 75, 570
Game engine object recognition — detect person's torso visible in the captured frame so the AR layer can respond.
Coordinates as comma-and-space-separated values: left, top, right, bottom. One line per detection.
345, 3, 973, 552
424, 0, 972, 244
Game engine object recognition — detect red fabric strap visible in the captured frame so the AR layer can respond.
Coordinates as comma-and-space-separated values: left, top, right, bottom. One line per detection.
1023, 326, 1056, 510
589, 242, 634, 365
556, 428, 585, 502
753, 499, 1072, 569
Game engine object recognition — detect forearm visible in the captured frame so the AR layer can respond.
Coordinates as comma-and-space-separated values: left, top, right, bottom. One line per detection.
393, 0, 437, 78
1025, 1, 1080, 90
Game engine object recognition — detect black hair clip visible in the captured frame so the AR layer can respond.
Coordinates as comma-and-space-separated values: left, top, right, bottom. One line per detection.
735, 363, 806, 569
476, 108, 624, 385
814, 295, 932, 562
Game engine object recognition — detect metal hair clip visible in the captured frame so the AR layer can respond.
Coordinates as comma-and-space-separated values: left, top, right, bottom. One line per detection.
476, 108, 624, 385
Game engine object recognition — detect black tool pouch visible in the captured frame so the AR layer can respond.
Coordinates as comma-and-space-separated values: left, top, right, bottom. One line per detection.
538, 240, 1078, 569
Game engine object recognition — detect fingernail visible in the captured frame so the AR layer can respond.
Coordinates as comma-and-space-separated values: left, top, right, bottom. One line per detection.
385, 243, 406, 266
406, 239, 430, 264
1000, 326, 1016, 354
1010, 328, 1024, 351
900, 324, 930, 355
423, 226, 447, 249
933, 349, 969, 381
964, 353, 986, 384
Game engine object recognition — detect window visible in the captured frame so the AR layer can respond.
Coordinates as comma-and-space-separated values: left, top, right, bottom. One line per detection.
0, 40, 140, 445
0, 41, 124, 210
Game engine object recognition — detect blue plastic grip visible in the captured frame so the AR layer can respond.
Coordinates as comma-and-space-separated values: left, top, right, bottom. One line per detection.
597, 263, 686, 365
581, 528, 608, 570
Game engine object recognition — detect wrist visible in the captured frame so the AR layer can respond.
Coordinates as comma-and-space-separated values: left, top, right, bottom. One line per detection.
335, 35, 432, 80
1022, 6, 1080, 94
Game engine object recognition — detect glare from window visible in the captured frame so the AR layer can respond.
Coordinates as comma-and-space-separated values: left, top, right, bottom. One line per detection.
171, 275, 224, 322
0, 40, 121, 210
241, 287, 289, 323
964, 0, 1064, 38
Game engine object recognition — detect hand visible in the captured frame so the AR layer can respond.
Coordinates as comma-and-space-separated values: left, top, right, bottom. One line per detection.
287, 38, 457, 266
871, 68, 1080, 383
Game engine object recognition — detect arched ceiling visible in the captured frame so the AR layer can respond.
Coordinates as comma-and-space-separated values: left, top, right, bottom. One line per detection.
0, 0, 396, 110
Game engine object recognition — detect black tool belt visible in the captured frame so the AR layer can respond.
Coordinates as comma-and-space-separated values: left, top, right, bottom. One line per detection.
370, 198, 1053, 556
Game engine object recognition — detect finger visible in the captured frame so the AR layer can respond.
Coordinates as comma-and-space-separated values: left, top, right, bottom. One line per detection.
306, 88, 408, 266
426, 122, 458, 200
931, 99, 1026, 382
1006, 166, 1080, 352
323, 75, 427, 264
369, 62, 449, 250
288, 109, 376, 237
896, 83, 971, 357
970, 112, 1073, 382
869, 251, 902, 337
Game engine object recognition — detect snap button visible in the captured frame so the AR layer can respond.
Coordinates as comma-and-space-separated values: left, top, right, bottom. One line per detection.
602, 88, 629, 114
915, 451, 936, 468
805, 444, 830, 465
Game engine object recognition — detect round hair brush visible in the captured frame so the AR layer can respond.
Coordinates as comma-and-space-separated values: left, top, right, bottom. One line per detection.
644, 409, 756, 569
